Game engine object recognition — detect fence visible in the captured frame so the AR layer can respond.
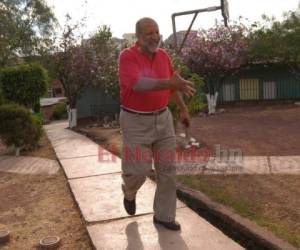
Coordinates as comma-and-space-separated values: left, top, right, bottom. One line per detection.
90, 103, 120, 121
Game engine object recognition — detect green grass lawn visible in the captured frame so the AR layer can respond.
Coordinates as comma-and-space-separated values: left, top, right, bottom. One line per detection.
177, 174, 300, 248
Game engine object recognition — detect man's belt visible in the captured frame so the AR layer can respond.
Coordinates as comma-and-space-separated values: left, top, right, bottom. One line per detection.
122, 107, 167, 116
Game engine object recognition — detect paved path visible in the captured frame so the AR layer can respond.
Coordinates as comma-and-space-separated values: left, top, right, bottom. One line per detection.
45, 121, 245, 250
0, 155, 59, 175
176, 155, 300, 175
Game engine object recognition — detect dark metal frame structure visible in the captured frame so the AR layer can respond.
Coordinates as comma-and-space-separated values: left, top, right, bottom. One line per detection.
171, 0, 229, 53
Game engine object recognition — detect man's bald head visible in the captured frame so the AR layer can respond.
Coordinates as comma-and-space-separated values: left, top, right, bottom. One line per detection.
135, 17, 160, 57
135, 17, 158, 35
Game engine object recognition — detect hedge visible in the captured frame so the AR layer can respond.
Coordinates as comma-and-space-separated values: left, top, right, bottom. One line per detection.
0, 63, 48, 108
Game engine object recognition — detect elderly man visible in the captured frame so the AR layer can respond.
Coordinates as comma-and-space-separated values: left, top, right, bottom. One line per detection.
118, 17, 195, 231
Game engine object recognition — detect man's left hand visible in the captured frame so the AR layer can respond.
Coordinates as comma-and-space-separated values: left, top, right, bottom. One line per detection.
180, 108, 191, 128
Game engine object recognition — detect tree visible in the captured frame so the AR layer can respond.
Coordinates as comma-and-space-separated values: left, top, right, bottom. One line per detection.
248, 5, 300, 79
88, 25, 119, 102
181, 23, 249, 114
0, 0, 57, 66
54, 17, 118, 127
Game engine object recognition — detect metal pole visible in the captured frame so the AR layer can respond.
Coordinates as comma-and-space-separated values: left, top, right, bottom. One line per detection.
171, 0, 229, 54
179, 12, 198, 52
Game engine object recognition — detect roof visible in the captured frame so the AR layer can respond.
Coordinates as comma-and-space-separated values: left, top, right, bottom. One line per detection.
40, 97, 66, 107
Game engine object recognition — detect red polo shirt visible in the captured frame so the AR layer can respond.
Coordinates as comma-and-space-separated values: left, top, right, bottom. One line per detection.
118, 43, 173, 112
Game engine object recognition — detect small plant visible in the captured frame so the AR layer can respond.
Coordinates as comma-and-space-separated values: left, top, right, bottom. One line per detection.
33, 112, 44, 124
52, 102, 67, 120
0, 104, 43, 155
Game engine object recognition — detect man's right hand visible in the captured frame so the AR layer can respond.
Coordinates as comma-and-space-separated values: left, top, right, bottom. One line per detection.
170, 72, 196, 98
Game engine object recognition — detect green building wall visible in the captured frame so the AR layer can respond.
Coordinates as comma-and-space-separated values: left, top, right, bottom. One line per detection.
218, 65, 300, 103
76, 85, 119, 118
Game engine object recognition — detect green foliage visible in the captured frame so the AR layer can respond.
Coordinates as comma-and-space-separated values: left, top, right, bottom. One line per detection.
33, 101, 41, 113
24, 54, 57, 83
0, 86, 4, 105
0, 0, 57, 66
185, 73, 206, 114
52, 102, 67, 120
1, 63, 48, 108
248, 5, 300, 78
32, 111, 44, 124
92, 25, 113, 42
0, 69, 4, 105
0, 104, 43, 148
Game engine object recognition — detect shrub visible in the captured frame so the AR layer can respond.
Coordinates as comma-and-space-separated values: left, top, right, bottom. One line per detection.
33, 101, 41, 113
0, 104, 43, 151
33, 112, 44, 124
52, 102, 67, 120
0, 70, 4, 105
0, 63, 48, 108
0, 87, 4, 105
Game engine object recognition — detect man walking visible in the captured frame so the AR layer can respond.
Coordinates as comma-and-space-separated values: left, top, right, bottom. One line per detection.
118, 17, 195, 231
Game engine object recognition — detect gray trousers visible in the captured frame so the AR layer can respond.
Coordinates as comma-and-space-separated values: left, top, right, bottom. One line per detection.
120, 108, 177, 222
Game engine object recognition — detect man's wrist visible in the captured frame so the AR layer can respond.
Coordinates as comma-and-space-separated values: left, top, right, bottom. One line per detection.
176, 100, 188, 112
179, 105, 188, 113
160, 79, 175, 90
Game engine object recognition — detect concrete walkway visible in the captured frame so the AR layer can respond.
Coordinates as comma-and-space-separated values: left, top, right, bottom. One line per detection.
176, 155, 300, 175
45, 121, 244, 250
0, 155, 60, 175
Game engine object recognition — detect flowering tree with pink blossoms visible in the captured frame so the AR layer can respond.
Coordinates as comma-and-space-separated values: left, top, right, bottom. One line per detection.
54, 17, 118, 127
182, 23, 249, 114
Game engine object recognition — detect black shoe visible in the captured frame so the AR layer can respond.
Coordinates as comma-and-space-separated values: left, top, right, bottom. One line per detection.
153, 216, 181, 231
123, 198, 136, 215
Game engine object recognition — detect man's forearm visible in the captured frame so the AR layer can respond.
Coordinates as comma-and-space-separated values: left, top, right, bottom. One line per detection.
133, 77, 172, 91
132, 73, 195, 98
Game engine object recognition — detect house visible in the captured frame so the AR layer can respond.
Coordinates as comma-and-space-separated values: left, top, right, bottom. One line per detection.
40, 97, 66, 122
51, 79, 65, 97
164, 30, 197, 49
122, 33, 136, 45
218, 64, 300, 103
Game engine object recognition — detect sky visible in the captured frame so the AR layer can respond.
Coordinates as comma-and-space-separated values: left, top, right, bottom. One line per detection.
45, 0, 299, 39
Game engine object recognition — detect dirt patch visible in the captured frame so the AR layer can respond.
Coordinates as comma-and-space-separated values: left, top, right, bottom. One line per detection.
190, 104, 300, 156
75, 127, 122, 158
76, 103, 300, 158
0, 133, 91, 249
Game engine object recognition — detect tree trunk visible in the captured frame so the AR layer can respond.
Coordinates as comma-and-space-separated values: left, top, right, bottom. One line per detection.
15, 147, 21, 156
67, 96, 77, 128
206, 92, 218, 115
68, 108, 77, 128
